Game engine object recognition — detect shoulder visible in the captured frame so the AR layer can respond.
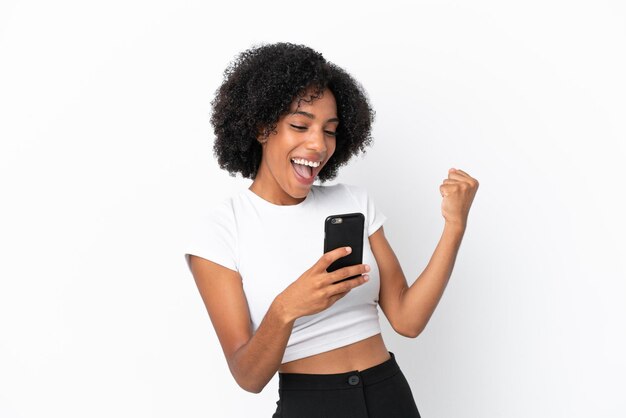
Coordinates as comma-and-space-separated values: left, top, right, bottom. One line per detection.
312, 182, 367, 200
312, 182, 375, 212
184, 192, 242, 273
316, 183, 387, 235
315, 182, 371, 206
195, 191, 245, 235
199, 198, 232, 224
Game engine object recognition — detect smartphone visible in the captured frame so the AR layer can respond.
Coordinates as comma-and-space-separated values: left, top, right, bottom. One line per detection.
324, 212, 365, 283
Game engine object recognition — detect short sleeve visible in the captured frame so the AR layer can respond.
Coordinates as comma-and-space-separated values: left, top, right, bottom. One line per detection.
344, 184, 388, 236
183, 201, 238, 273
366, 188, 387, 236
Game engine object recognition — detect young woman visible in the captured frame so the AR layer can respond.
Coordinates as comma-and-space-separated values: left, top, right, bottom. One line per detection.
185, 42, 478, 417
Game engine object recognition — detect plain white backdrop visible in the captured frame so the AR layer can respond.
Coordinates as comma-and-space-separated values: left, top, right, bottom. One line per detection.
1, 0, 625, 417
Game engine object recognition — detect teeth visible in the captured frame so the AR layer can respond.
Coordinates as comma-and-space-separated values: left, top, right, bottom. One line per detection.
291, 158, 321, 168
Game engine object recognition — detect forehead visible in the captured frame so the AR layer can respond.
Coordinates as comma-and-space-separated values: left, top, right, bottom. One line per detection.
289, 89, 337, 113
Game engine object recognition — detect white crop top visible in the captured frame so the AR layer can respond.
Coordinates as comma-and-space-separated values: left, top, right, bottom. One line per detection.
183, 183, 387, 363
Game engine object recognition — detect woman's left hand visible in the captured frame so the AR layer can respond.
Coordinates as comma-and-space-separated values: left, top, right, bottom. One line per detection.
439, 168, 479, 229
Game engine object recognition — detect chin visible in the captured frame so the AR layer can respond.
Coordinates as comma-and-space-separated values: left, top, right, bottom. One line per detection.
292, 188, 310, 198
289, 183, 312, 198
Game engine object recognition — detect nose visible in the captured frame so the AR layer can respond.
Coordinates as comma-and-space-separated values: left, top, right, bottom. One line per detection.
306, 128, 328, 153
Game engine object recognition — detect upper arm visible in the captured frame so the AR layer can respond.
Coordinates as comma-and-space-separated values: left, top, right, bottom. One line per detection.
369, 226, 412, 337
189, 255, 252, 370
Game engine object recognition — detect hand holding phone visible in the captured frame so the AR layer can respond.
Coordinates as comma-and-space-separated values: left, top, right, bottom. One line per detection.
276, 245, 370, 321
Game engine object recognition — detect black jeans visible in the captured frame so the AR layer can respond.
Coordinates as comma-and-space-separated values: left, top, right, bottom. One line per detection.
272, 351, 421, 418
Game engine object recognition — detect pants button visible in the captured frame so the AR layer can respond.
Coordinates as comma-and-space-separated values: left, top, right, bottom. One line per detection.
348, 375, 360, 385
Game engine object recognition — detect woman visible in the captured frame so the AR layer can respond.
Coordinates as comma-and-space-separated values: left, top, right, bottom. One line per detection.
185, 42, 478, 417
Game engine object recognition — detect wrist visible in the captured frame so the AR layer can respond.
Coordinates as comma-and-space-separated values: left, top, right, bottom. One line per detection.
271, 296, 296, 325
444, 220, 466, 234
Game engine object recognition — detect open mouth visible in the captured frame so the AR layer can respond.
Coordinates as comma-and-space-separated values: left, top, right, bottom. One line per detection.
291, 158, 320, 183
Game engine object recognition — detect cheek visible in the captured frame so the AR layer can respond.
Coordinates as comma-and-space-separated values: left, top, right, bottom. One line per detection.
328, 137, 337, 158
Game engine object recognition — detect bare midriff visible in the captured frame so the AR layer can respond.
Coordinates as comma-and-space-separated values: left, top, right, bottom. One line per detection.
277, 333, 391, 374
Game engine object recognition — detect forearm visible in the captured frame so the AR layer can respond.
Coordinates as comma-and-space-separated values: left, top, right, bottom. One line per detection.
399, 222, 465, 337
229, 299, 295, 393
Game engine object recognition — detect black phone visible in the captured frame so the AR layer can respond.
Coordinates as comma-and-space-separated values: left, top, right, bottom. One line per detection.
324, 212, 365, 283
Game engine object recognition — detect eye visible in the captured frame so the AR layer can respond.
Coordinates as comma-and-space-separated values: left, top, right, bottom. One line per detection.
290, 124, 337, 137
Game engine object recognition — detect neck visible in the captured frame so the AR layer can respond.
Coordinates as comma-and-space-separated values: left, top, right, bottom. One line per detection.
250, 164, 307, 206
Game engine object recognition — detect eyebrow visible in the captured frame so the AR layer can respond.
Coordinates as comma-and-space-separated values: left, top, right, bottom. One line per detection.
290, 110, 339, 123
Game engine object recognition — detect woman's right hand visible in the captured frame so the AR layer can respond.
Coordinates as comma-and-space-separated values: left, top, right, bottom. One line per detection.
274, 246, 371, 322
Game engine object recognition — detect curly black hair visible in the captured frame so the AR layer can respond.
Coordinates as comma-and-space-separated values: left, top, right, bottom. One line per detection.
210, 42, 376, 182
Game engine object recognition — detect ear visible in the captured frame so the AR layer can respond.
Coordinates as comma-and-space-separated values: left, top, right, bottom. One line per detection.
256, 125, 268, 145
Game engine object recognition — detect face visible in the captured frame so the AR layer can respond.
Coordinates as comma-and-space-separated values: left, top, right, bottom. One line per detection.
252, 88, 338, 205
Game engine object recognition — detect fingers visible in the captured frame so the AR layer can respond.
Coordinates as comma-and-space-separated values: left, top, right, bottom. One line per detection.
316, 246, 353, 271
448, 167, 471, 176
441, 168, 479, 197
447, 168, 479, 187
328, 273, 369, 296
440, 181, 469, 197
326, 263, 370, 286
440, 181, 464, 197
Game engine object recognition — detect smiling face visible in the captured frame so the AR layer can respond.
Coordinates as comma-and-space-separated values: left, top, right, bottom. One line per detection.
250, 88, 339, 205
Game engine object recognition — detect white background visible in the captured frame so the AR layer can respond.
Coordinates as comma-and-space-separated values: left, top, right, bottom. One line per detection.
1, 1, 625, 417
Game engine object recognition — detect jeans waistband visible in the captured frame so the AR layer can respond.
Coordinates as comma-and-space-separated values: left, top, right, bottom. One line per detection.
278, 351, 400, 391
